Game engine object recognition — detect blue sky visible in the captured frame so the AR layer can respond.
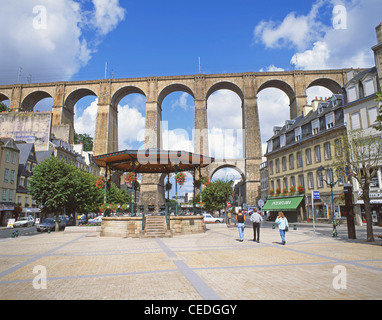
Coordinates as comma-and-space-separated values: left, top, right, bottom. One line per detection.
1, 0, 381, 196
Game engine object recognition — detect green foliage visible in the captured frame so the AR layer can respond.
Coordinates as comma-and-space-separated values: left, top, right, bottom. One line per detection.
199, 179, 233, 212
0, 102, 9, 112
28, 157, 132, 216
74, 132, 93, 151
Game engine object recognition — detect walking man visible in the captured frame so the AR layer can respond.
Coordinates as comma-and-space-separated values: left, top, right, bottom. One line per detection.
250, 210, 263, 242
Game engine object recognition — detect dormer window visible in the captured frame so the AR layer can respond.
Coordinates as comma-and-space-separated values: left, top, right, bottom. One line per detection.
363, 79, 375, 96
325, 112, 334, 129
312, 119, 319, 135
280, 134, 286, 148
295, 127, 302, 141
347, 86, 357, 102
268, 140, 273, 152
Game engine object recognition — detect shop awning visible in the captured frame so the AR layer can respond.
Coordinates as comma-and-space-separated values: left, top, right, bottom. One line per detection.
262, 197, 304, 211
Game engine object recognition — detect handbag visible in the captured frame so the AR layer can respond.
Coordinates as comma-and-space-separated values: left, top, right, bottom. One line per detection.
284, 225, 289, 232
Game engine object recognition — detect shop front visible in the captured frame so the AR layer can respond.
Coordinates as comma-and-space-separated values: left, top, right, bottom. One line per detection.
0, 204, 15, 227
262, 196, 304, 223
356, 191, 382, 226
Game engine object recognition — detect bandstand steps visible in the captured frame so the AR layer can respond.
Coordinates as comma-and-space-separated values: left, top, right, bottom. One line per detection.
141, 216, 172, 238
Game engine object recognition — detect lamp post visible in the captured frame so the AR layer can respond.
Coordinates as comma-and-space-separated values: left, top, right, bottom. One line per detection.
317, 166, 342, 237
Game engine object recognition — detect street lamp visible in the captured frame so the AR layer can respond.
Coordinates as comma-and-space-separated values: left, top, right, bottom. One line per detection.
317, 165, 342, 237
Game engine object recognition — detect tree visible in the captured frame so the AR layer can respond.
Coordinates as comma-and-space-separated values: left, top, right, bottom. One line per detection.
28, 157, 105, 230
198, 180, 233, 212
0, 102, 9, 112
74, 132, 93, 152
334, 130, 382, 242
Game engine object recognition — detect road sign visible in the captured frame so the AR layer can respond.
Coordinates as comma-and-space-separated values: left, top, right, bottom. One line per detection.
227, 202, 231, 208
313, 191, 320, 199
257, 199, 264, 207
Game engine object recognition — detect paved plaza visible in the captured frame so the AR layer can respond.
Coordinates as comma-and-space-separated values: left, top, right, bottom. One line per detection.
0, 224, 381, 300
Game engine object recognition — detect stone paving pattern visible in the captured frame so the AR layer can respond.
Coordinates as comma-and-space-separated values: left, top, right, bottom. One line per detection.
0, 224, 381, 300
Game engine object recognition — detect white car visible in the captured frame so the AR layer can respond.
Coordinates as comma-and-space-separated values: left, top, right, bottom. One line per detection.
203, 213, 224, 224
13, 216, 34, 228
88, 215, 103, 224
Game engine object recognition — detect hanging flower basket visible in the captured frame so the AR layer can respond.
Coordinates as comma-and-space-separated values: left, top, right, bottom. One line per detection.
290, 186, 296, 194
276, 187, 281, 195
340, 193, 345, 201
124, 172, 137, 184
201, 177, 210, 187
175, 172, 186, 187
95, 176, 105, 189
297, 185, 304, 194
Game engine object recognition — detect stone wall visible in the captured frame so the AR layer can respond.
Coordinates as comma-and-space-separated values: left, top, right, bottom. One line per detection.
100, 215, 205, 238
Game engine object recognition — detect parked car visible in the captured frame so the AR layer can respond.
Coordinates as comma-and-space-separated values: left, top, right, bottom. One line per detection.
203, 213, 224, 223
88, 216, 103, 224
37, 218, 65, 232
13, 216, 34, 228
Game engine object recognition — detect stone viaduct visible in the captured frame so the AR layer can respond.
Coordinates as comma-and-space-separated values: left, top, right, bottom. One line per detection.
0, 69, 349, 208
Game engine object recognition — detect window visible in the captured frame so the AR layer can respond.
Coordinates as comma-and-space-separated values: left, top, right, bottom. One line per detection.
298, 174, 305, 187
4, 169, 9, 182
317, 172, 323, 188
324, 142, 331, 160
280, 134, 286, 148
350, 112, 361, 130
282, 157, 287, 171
312, 119, 319, 135
276, 179, 281, 190
314, 145, 321, 162
12, 152, 17, 164
295, 127, 302, 141
297, 151, 303, 168
5, 150, 10, 162
10, 170, 15, 184
326, 112, 334, 129
308, 173, 314, 189
269, 161, 274, 175
283, 178, 288, 191
335, 139, 343, 157
2, 189, 8, 202
268, 140, 273, 152
305, 148, 312, 165
290, 176, 296, 188
276, 158, 280, 173
327, 169, 334, 184
364, 79, 375, 96
8, 190, 14, 202
347, 86, 357, 102
289, 154, 294, 170
270, 180, 275, 192
368, 106, 378, 126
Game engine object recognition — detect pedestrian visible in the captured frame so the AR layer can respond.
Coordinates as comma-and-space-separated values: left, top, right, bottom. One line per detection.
275, 211, 289, 245
250, 210, 263, 242
235, 209, 246, 241
227, 209, 232, 225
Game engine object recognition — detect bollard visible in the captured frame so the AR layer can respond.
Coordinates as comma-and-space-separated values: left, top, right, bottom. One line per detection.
272, 224, 275, 229
294, 225, 297, 230
48, 228, 51, 234
15, 230, 19, 237
11, 232, 15, 238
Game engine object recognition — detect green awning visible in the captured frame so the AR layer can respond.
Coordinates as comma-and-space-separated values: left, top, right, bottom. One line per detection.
262, 197, 304, 211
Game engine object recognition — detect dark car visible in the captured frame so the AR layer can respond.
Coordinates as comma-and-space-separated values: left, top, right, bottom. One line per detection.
37, 218, 65, 232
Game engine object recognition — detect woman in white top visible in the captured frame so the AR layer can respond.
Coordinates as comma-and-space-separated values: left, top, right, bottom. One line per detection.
275, 211, 289, 245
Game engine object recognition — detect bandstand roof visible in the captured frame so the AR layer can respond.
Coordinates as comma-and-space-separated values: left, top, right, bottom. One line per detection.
92, 149, 214, 173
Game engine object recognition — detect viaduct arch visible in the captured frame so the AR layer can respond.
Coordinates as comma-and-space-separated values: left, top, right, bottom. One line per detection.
0, 69, 349, 209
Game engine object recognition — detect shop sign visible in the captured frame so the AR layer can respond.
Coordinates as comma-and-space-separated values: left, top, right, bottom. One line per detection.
358, 191, 382, 199
7, 219, 15, 228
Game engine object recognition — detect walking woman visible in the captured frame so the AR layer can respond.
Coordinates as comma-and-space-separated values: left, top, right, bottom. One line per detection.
235, 209, 246, 241
275, 211, 289, 245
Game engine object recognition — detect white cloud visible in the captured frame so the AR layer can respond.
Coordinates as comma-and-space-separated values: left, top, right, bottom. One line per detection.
254, 1, 328, 51
90, 0, 126, 36
0, 0, 125, 84
171, 92, 192, 111
74, 99, 146, 150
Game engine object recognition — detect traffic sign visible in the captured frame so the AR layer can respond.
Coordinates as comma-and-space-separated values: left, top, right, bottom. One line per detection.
257, 199, 264, 207
313, 191, 320, 199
